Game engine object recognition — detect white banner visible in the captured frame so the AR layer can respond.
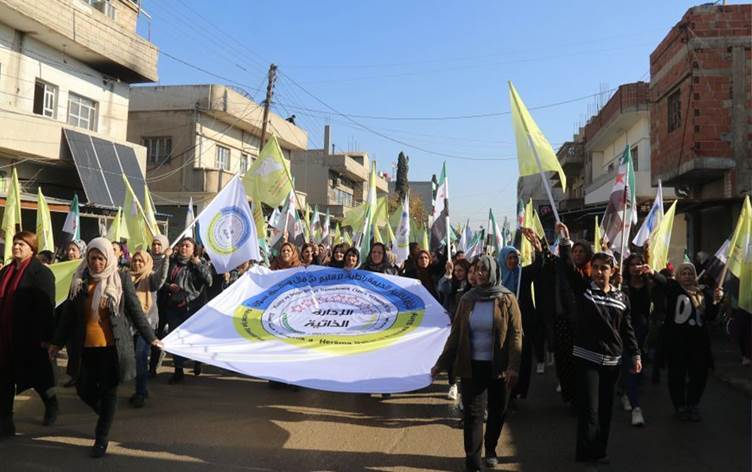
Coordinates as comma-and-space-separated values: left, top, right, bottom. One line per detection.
163, 266, 450, 393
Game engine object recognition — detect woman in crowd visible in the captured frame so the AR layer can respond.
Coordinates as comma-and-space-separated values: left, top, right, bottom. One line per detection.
436, 258, 472, 401
148, 234, 171, 378
555, 236, 593, 407
128, 248, 169, 407
650, 262, 722, 421
619, 253, 654, 426
404, 249, 439, 300
329, 243, 348, 268
360, 243, 398, 275
0, 232, 57, 438
300, 243, 316, 267
271, 242, 301, 270
50, 238, 161, 458
66, 240, 87, 262
497, 229, 543, 401
342, 247, 360, 270
111, 241, 130, 270
163, 237, 212, 384
431, 255, 522, 472
316, 244, 330, 265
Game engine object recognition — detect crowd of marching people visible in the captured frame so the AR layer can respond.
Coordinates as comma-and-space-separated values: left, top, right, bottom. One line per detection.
0, 224, 744, 470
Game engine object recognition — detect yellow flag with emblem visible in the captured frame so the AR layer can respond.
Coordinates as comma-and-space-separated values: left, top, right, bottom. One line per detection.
243, 135, 293, 208
726, 195, 752, 312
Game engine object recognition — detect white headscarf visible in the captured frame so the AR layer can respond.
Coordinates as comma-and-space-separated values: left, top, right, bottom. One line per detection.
69, 237, 123, 314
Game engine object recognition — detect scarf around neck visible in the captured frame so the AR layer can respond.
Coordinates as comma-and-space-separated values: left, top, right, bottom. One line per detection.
130, 250, 154, 314
69, 237, 123, 315
463, 255, 511, 303
497, 246, 521, 295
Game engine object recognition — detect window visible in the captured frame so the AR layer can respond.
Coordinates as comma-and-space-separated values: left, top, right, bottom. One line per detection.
668, 89, 681, 132
33, 80, 57, 118
334, 188, 353, 207
84, 0, 117, 19
631, 145, 639, 172
239, 153, 249, 174
216, 145, 231, 171
67, 93, 98, 131
142, 136, 172, 165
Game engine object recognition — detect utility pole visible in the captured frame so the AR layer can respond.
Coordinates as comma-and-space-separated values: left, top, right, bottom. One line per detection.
259, 63, 278, 149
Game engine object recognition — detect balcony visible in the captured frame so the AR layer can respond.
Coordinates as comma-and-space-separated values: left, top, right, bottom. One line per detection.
557, 142, 585, 172
0, 0, 158, 82
584, 82, 649, 151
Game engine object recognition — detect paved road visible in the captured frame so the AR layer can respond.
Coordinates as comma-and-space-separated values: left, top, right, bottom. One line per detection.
2, 358, 750, 471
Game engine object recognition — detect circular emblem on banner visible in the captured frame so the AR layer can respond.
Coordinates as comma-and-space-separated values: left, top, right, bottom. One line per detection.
207, 206, 251, 255
233, 269, 426, 354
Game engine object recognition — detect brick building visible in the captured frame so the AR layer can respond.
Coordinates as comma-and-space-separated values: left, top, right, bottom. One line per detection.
650, 3, 752, 255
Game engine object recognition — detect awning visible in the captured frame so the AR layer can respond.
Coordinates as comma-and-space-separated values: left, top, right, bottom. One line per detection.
63, 129, 146, 208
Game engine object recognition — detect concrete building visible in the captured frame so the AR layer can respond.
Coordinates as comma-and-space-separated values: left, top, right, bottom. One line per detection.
649, 4, 752, 257
128, 84, 308, 236
290, 126, 388, 221
0, 0, 159, 242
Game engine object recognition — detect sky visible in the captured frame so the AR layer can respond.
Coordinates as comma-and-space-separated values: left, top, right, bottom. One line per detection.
139, 0, 726, 229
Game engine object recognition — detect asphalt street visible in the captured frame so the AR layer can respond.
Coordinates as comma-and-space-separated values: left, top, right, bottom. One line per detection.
2, 358, 750, 471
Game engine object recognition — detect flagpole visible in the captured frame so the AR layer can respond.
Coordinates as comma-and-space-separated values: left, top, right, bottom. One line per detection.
526, 134, 560, 224
170, 174, 241, 247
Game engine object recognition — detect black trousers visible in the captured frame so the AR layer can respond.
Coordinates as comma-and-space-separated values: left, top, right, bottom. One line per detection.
575, 359, 619, 462
554, 318, 577, 403
77, 347, 119, 443
460, 361, 510, 470
0, 371, 56, 420
667, 345, 709, 410
513, 335, 533, 398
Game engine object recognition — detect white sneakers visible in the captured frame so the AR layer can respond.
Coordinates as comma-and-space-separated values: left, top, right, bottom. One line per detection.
536, 362, 545, 374
631, 407, 645, 426
555, 383, 562, 393
447, 384, 459, 401
621, 394, 632, 412
546, 352, 555, 366
742, 357, 751, 367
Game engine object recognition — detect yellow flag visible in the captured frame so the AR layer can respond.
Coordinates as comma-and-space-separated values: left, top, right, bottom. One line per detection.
122, 175, 154, 251
334, 222, 342, 244
509, 82, 567, 190
2, 168, 22, 262
384, 222, 396, 246
520, 199, 535, 266
343, 230, 352, 246
143, 184, 160, 235
106, 207, 129, 242
373, 224, 384, 244
243, 135, 293, 208
421, 226, 429, 252
648, 200, 677, 271
726, 195, 752, 312
49, 260, 80, 307
36, 188, 55, 253
252, 201, 267, 242
594, 216, 602, 252
342, 196, 388, 230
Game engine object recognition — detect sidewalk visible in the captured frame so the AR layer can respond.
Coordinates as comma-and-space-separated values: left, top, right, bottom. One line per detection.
711, 324, 752, 397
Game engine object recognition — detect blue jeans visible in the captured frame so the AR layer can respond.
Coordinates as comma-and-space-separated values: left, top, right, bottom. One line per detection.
624, 321, 647, 408
133, 335, 150, 396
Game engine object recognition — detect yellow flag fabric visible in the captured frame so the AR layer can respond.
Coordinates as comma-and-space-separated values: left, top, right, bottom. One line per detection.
509, 82, 567, 191
726, 196, 752, 312
143, 184, 160, 235
122, 175, 154, 251
2, 168, 22, 262
252, 201, 267, 242
594, 216, 602, 252
342, 196, 388, 230
373, 224, 384, 244
49, 260, 80, 307
343, 230, 352, 246
648, 200, 677, 271
520, 199, 535, 266
389, 201, 402, 230
36, 188, 55, 253
243, 135, 293, 208
106, 207, 129, 242
334, 223, 342, 244
421, 227, 429, 252
384, 222, 396, 246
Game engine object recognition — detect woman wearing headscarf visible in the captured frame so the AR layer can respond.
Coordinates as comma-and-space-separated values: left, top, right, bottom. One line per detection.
431, 255, 523, 471
0, 232, 57, 438
65, 239, 87, 262
50, 238, 161, 457
163, 237, 212, 384
360, 243, 398, 275
404, 250, 439, 300
649, 262, 722, 422
148, 234, 171, 378
436, 258, 471, 401
497, 229, 543, 401
555, 234, 594, 407
271, 242, 301, 270
128, 248, 169, 408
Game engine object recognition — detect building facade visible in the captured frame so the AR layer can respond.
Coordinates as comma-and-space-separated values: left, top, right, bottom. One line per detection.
650, 3, 752, 256
290, 126, 388, 221
128, 84, 308, 237
0, 0, 159, 241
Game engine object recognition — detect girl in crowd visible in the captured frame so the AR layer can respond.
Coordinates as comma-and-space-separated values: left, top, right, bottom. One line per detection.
619, 254, 654, 426
271, 242, 301, 270
51, 238, 161, 458
497, 229, 543, 401
0, 232, 57, 437
436, 258, 472, 401
129, 248, 169, 407
361, 243, 398, 275
432, 255, 522, 472
329, 243, 348, 268
650, 262, 722, 421
163, 237, 213, 384
300, 243, 316, 267
555, 236, 593, 407
342, 247, 360, 270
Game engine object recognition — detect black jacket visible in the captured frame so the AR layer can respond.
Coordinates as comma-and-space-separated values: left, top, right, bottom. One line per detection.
165, 257, 213, 314
560, 243, 639, 366
0, 258, 55, 391
53, 271, 157, 383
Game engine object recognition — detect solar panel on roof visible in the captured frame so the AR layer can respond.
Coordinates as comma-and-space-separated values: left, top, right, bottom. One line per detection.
114, 143, 146, 203
64, 129, 114, 206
